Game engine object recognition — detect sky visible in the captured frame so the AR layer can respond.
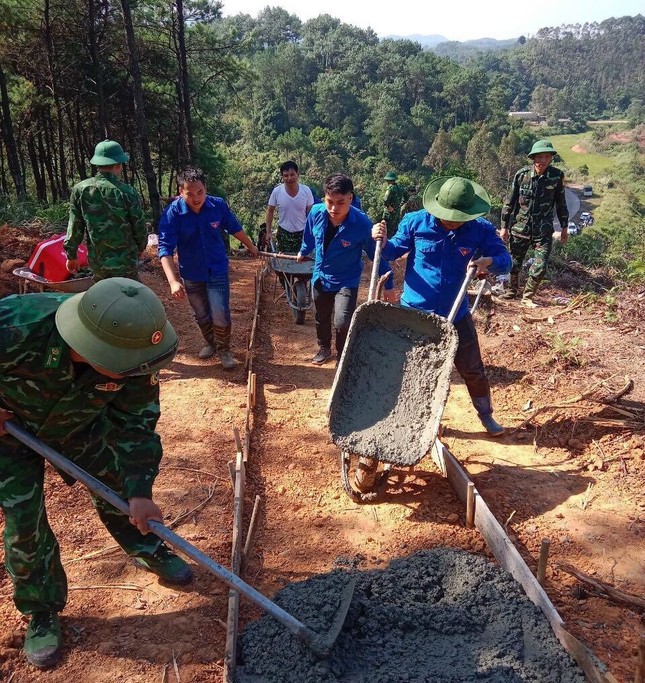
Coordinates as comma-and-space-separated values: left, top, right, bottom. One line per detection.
221, 0, 643, 41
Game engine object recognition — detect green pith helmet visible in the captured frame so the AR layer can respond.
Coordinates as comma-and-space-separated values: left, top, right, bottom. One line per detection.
55, 278, 178, 376
423, 176, 491, 222
528, 140, 557, 158
383, 171, 398, 181
90, 139, 130, 166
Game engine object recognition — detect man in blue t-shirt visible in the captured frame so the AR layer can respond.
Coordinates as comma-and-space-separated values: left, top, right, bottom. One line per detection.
158, 168, 259, 369
373, 176, 511, 437
298, 173, 392, 365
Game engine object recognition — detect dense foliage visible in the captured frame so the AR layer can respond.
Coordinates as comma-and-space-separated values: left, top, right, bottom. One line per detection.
0, 3, 643, 245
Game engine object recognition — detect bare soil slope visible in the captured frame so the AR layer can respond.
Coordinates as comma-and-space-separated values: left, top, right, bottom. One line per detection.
0, 230, 643, 682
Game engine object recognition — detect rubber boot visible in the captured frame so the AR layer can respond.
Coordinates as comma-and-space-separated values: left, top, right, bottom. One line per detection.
471, 394, 505, 437
197, 322, 216, 359
500, 272, 519, 300
214, 325, 237, 369
24, 611, 62, 669
521, 276, 540, 307
132, 543, 193, 585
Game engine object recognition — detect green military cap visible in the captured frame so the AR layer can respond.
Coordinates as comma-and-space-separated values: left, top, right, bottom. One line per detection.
56, 278, 178, 376
383, 171, 398, 181
90, 139, 130, 166
423, 176, 491, 222
528, 140, 557, 157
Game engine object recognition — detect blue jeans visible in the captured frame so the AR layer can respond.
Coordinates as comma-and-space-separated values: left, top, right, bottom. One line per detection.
184, 275, 231, 327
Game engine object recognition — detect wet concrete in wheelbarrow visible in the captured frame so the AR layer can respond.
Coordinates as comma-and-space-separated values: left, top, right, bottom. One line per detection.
329, 302, 458, 466
235, 548, 586, 683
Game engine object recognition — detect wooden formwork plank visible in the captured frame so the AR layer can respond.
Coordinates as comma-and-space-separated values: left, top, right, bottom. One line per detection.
432, 438, 617, 683
223, 449, 245, 682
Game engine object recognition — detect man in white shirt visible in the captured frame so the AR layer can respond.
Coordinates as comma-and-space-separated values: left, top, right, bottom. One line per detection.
265, 160, 315, 253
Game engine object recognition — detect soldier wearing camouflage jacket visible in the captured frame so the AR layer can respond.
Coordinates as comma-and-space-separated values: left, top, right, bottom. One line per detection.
64, 140, 147, 281
500, 139, 569, 303
382, 171, 409, 238
0, 279, 190, 669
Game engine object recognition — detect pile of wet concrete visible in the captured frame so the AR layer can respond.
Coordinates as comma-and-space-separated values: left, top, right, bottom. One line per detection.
235, 548, 585, 683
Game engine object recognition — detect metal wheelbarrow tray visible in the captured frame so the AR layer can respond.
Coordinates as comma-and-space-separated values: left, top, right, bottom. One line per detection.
13, 267, 94, 294
269, 255, 314, 325
328, 300, 459, 467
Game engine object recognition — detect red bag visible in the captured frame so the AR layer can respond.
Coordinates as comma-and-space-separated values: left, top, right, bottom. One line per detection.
27, 234, 89, 282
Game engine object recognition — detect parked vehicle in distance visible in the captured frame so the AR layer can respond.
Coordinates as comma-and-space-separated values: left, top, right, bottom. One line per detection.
583, 185, 593, 197
567, 221, 580, 235
580, 211, 594, 227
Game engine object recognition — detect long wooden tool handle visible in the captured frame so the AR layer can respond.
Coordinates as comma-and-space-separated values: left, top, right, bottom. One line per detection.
367, 239, 383, 302
447, 265, 478, 324
4, 421, 314, 643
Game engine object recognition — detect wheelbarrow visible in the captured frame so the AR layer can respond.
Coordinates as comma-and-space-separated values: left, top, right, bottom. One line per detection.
328, 241, 477, 502
259, 249, 314, 325
13, 267, 94, 294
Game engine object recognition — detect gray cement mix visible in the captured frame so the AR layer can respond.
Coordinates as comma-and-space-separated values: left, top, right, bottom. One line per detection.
329, 303, 457, 465
235, 548, 586, 683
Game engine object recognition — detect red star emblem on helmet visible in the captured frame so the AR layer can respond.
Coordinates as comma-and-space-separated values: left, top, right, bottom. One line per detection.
151, 330, 163, 344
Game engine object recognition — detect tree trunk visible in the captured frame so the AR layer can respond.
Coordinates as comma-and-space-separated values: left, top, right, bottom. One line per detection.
88, 0, 107, 137
27, 132, 47, 202
44, 0, 69, 198
0, 63, 26, 198
65, 104, 86, 180
175, 0, 193, 164
0, 140, 9, 194
119, 0, 160, 226
38, 125, 58, 203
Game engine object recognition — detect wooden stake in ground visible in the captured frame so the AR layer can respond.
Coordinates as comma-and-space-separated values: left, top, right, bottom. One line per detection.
635, 634, 645, 683
537, 538, 551, 586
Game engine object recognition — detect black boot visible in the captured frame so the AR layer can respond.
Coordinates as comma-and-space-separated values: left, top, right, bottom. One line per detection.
471, 394, 505, 436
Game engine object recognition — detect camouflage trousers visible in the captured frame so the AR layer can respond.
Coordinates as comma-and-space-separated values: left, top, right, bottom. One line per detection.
0, 437, 161, 615
276, 226, 303, 254
508, 232, 553, 297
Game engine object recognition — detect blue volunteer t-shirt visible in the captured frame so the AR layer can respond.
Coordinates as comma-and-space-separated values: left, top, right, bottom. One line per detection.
158, 196, 243, 280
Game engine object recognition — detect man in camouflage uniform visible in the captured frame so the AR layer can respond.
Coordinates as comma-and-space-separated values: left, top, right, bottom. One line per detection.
0, 278, 191, 670
382, 171, 409, 237
500, 140, 569, 304
64, 140, 147, 281
400, 186, 423, 218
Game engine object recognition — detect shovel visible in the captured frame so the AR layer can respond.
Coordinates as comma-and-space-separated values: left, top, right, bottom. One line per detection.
4, 421, 355, 657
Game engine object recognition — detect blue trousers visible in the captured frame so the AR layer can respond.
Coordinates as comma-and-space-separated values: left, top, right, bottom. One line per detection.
184, 274, 231, 327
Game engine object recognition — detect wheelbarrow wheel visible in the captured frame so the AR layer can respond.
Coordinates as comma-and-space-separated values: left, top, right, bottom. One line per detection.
293, 279, 307, 325
340, 452, 391, 503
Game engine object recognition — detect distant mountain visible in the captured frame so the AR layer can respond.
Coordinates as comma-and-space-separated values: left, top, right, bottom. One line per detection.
383, 33, 519, 56
433, 37, 519, 60
384, 33, 448, 48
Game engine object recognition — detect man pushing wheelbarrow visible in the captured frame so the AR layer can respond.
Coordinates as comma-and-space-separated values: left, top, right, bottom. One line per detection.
329, 176, 511, 498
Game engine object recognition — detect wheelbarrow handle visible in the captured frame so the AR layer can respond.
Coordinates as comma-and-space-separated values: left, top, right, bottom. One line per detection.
258, 251, 311, 262
446, 265, 478, 324
3, 421, 320, 648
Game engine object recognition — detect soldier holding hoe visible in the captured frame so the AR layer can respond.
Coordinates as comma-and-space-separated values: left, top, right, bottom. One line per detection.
0, 278, 192, 669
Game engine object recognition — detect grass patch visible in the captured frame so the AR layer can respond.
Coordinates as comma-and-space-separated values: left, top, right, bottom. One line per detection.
551, 133, 615, 174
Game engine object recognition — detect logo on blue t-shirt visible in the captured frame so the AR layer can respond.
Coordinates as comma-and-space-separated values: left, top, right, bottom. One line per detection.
341, 239, 351, 247
210, 222, 220, 229
458, 247, 472, 257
